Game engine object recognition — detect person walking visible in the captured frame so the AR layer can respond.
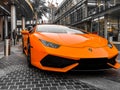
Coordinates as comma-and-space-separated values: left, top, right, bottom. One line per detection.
13, 30, 17, 46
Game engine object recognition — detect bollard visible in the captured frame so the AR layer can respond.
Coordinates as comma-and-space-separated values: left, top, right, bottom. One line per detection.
4, 39, 11, 56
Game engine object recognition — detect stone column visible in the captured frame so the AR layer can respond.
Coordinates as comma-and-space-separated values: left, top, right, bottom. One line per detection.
0, 16, 3, 41
22, 16, 25, 30
104, 15, 108, 39
11, 4, 16, 39
4, 16, 8, 38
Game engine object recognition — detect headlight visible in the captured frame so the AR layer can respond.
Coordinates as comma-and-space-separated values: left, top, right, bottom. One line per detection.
40, 39, 60, 48
108, 41, 113, 48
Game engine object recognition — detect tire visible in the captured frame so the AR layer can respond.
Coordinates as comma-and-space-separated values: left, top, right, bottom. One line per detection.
22, 38, 25, 54
27, 43, 32, 67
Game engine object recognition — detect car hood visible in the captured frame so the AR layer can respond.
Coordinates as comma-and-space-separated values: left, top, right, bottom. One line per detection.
36, 32, 108, 48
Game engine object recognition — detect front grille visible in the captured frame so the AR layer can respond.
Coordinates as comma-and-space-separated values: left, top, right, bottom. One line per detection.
40, 55, 117, 70
74, 56, 117, 70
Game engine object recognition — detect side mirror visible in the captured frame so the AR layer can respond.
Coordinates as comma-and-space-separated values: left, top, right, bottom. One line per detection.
27, 26, 34, 33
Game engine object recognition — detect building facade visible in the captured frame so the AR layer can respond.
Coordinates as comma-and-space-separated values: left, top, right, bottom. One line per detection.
0, 0, 34, 41
47, 1, 58, 23
54, 0, 120, 42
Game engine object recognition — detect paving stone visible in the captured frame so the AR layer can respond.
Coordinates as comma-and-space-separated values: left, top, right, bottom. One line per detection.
52, 83, 59, 86
0, 83, 7, 86
28, 79, 34, 82
0, 86, 9, 89
57, 86, 67, 90
32, 81, 39, 84
54, 80, 61, 83
15, 89, 22, 90
49, 87, 57, 90
74, 85, 82, 89
32, 87, 40, 90
16, 82, 23, 85
19, 85, 26, 89
59, 83, 66, 86
9, 85, 18, 89
47, 80, 54, 83
66, 85, 75, 89
74, 82, 82, 85
23, 88, 31, 90
44, 83, 51, 87
12, 79, 19, 83
4, 80, 11, 83
36, 84, 43, 87
20, 79, 27, 82
42, 78, 49, 81
27, 84, 35, 88
7, 82, 15, 86
24, 82, 31, 85
35, 79, 41, 81
81, 84, 90, 88
66, 82, 74, 85
41, 87, 49, 90
40, 81, 47, 84
60, 80, 68, 83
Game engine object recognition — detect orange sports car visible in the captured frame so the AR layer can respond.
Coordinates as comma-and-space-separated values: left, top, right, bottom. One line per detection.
21, 24, 120, 72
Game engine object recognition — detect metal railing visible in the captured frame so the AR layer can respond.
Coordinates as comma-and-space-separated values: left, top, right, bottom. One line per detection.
88, 4, 117, 17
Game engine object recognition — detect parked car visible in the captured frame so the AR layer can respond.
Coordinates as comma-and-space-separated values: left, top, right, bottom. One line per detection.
21, 24, 120, 72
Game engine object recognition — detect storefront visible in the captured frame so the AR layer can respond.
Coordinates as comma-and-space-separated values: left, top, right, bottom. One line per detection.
91, 16, 120, 41
108, 16, 120, 41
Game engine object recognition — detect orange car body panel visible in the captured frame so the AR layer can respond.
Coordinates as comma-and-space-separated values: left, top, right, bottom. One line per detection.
22, 30, 29, 55
21, 25, 120, 72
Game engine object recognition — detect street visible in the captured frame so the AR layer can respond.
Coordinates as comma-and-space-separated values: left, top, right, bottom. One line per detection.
0, 42, 120, 90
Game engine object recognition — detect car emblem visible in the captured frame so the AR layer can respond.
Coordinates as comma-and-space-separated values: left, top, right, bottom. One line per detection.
88, 48, 92, 52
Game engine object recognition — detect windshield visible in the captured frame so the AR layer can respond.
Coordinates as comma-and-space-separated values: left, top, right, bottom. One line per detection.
36, 25, 87, 34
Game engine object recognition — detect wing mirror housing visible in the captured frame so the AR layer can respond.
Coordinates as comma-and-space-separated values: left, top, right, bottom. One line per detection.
27, 26, 34, 33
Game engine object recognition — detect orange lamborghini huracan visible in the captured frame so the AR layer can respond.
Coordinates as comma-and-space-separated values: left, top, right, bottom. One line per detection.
21, 24, 120, 72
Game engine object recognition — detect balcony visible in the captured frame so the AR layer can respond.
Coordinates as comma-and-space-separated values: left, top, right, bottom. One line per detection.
88, 3, 120, 17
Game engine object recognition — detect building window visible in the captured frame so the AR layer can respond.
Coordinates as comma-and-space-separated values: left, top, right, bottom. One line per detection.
70, 13, 74, 24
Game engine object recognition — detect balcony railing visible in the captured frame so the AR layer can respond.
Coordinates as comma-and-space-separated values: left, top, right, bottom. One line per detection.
88, 3, 118, 17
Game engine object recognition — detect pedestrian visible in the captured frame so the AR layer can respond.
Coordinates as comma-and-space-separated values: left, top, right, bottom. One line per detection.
13, 30, 17, 45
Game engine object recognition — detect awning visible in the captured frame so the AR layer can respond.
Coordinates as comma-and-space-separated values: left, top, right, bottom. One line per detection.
0, 0, 34, 19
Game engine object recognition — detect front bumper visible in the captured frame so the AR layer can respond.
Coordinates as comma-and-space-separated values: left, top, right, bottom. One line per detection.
39, 55, 120, 72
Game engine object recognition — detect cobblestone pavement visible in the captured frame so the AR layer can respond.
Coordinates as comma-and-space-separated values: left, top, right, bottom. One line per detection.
0, 41, 120, 90
0, 54, 101, 90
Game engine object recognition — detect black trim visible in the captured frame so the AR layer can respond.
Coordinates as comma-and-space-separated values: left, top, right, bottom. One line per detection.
41, 55, 76, 68
74, 56, 117, 70
40, 55, 117, 70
